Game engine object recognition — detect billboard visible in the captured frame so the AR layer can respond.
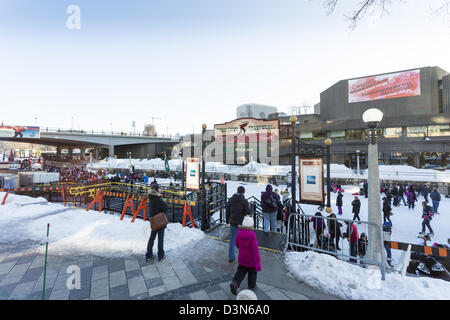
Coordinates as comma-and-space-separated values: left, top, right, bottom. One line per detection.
299, 158, 324, 205
214, 118, 279, 143
185, 158, 200, 190
0, 126, 40, 139
348, 69, 421, 103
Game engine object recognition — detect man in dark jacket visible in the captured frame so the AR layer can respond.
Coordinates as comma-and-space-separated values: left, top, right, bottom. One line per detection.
226, 186, 250, 263
398, 185, 406, 206
430, 189, 441, 214
146, 185, 168, 262
261, 184, 281, 233
336, 192, 343, 215
351, 196, 361, 222
382, 197, 393, 226
363, 182, 368, 198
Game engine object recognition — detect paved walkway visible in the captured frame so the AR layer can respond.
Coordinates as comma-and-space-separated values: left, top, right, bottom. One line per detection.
0, 237, 339, 300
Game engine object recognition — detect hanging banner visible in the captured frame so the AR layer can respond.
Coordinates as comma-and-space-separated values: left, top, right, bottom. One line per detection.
185, 158, 200, 190
214, 118, 279, 143
348, 69, 421, 103
0, 125, 40, 139
299, 158, 324, 205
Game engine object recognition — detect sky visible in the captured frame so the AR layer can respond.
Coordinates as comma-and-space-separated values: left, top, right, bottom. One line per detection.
0, 0, 449, 136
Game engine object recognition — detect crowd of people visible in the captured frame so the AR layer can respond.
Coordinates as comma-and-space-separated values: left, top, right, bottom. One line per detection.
45, 165, 109, 184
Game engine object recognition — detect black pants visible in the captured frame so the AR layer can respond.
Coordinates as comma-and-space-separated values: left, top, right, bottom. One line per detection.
408, 201, 415, 209
383, 213, 392, 225
330, 233, 341, 250
352, 213, 360, 221
421, 219, 434, 234
233, 265, 257, 289
146, 228, 165, 259
315, 228, 323, 248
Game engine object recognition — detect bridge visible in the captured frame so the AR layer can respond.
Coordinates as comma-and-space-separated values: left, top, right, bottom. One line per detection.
0, 127, 181, 159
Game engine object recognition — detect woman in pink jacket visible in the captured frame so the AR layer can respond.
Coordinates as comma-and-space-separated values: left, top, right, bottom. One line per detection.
230, 216, 261, 295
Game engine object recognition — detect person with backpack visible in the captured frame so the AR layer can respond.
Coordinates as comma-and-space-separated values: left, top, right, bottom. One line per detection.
336, 192, 343, 215
351, 196, 361, 222
226, 186, 250, 263
327, 213, 342, 251
146, 185, 168, 262
229, 216, 261, 296
261, 184, 281, 233
420, 201, 434, 237
430, 188, 441, 214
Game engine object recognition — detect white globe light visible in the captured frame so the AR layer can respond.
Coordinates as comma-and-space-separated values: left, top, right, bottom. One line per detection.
362, 108, 384, 124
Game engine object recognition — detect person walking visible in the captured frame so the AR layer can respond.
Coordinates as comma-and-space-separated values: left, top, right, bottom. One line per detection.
420, 201, 434, 237
336, 192, 343, 215
229, 216, 261, 296
392, 186, 399, 207
261, 184, 281, 233
407, 186, 417, 210
382, 197, 393, 226
423, 185, 431, 203
398, 185, 407, 206
146, 185, 168, 262
226, 186, 250, 263
430, 188, 441, 214
363, 181, 368, 198
327, 213, 342, 251
351, 196, 361, 222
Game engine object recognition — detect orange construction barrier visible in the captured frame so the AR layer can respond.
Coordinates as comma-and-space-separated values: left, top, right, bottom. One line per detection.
61, 187, 66, 207
182, 202, 196, 228
86, 192, 103, 212
1, 189, 10, 205
120, 195, 135, 220
131, 198, 148, 223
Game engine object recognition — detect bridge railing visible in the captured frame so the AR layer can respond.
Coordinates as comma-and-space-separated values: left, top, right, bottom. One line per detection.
41, 127, 179, 139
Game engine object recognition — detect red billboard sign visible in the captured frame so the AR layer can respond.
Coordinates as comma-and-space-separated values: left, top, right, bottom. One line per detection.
348, 69, 421, 103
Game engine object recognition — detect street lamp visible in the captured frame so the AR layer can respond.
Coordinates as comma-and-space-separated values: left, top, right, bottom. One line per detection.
201, 123, 207, 231
324, 138, 332, 213
362, 108, 384, 268
290, 116, 297, 213
356, 149, 361, 177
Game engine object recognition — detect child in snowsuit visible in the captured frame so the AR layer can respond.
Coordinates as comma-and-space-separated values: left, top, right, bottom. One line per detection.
230, 216, 261, 295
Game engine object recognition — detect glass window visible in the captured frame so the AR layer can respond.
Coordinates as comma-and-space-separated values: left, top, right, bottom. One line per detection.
346, 129, 362, 140
330, 130, 345, 138
312, 131, 327, 140
407, 126, 427, 137
428, 125, 450, 137
300, 131, 313, 139
383, 127, 402, 138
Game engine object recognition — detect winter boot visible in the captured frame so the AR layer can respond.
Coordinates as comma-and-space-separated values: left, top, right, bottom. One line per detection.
230, 281, 238, 295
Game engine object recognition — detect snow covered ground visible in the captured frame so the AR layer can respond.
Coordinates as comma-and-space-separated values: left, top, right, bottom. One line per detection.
88, 158, 450, 183
285, 251, 450, 300
0, 192, 204, 258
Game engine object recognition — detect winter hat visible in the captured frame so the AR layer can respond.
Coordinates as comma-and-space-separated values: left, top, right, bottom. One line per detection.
237, 290, 258, 300
242, 216, 254, 228
266, 184, 273, 192
237, 186, 245, 194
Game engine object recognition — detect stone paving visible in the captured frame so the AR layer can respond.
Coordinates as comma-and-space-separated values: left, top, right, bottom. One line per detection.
0, 237, 339, 300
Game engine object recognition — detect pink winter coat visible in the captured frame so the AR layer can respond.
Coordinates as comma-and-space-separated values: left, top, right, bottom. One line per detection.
235, 228, 261, 272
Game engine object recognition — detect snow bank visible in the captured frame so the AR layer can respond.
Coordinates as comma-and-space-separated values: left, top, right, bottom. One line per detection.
0, 192, 204, 258
285, 251, 450, 300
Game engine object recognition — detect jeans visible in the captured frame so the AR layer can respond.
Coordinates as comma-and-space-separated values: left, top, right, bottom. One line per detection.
432, 200, 439, 214
421, 219, 434, 234
399, 195, 406, 205
349, 242, 357, 263
263, 212, 277, 232
384, 244, 392, 266
232, 265, 257, 289
229, 225, 239, 261
146, 228, 165, 260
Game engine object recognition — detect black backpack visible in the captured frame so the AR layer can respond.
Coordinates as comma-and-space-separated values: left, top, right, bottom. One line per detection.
265, 193, 277, 211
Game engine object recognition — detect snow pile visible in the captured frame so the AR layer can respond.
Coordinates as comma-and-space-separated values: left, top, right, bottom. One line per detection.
0, 192, 204, 258
285, 251, 450, 300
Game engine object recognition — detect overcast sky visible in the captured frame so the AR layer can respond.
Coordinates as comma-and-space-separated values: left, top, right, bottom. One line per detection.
0, 0, 449, 136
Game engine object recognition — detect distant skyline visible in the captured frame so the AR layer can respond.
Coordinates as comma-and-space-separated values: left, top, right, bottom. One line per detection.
0, 0, 449, 136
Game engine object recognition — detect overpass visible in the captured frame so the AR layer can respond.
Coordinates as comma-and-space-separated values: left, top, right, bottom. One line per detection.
0, 127, 181, 159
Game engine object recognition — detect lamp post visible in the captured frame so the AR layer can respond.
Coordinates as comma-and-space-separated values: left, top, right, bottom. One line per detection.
356, 149, 361, 177
290, 116, 297, 213
201, 123, 207, 231
180, 150, 185, 193
362, 108, 384, 268
324, 138, 332, 213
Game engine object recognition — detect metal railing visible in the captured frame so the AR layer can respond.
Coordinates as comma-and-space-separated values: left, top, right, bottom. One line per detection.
41, 127, 179, 139
284, 211, 386, 280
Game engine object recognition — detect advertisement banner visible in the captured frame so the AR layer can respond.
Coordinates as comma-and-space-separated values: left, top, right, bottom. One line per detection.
185, 158, 200, 191
348, 69, 421, 103
0, 125, 40, 139
214, 118, 279, 143
299, 158, 324, 205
